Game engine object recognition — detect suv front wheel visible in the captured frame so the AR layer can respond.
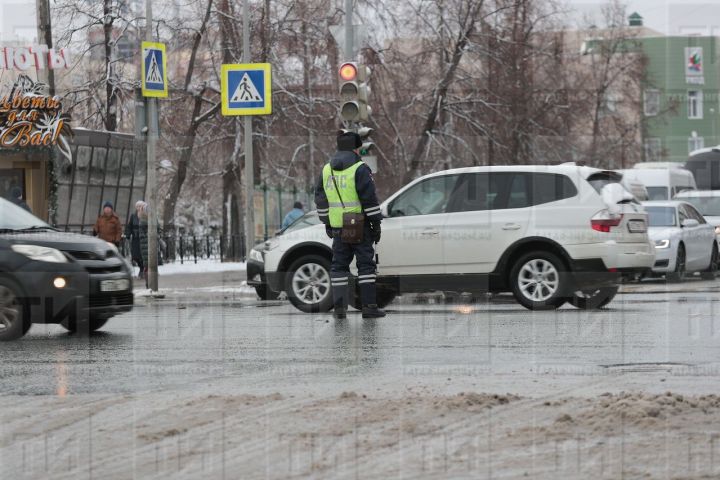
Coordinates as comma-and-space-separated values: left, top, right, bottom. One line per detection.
510, 251, 568, 310
285, 255, 333, 313
568, 286, 618, 309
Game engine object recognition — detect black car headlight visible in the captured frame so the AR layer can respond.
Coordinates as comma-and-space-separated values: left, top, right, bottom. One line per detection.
11, 244, 68, 263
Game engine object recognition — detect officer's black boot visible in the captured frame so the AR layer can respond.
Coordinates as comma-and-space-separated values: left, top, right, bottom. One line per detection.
362, 304, 386, 318
331, 274, 349, 320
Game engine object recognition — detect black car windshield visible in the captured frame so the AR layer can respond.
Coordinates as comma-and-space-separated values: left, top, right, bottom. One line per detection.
680, 196, 720, 216
645, 206, 676, 227
0, 198, 52, 231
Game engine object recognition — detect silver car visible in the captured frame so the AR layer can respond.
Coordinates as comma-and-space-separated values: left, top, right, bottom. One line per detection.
674, 190, 720, 238
643, 200, 719, 281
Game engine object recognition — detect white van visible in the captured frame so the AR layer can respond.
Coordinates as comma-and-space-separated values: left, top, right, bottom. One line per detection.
620, 164, 696, 200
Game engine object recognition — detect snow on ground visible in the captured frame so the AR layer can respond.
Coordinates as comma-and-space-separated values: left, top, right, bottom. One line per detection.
131, 260, 246, 276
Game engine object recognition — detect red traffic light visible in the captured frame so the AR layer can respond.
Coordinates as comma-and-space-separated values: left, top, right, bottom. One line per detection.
339, 63, 357, 81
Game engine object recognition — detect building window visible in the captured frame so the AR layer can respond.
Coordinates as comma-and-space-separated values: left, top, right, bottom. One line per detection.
644, 138, 661, 161
688, 136, 704, 153
688, 90, 703, 119
644, 89, 660, 116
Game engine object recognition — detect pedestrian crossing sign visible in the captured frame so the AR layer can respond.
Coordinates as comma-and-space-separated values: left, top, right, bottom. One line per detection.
221, 63, 272, 116
141, 41, 168, 98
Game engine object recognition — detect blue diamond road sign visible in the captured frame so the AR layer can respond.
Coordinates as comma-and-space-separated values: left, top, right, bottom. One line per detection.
221, 63, 272, 116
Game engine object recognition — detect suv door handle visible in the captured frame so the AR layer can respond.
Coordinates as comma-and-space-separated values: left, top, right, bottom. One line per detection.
420, 229, 439, 236
502, 223, 521, 231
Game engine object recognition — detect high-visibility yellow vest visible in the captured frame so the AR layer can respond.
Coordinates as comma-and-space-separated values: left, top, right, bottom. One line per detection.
322, 161, 363, 228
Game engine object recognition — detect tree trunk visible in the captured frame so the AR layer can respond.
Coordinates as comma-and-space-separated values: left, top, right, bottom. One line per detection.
403, 1, 483, 184
219, 0, 244, 258
103, 0, 117, 131
160, 0, 215, 231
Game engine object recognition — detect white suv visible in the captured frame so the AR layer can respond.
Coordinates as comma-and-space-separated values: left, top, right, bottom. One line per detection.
261, 165, 655, 311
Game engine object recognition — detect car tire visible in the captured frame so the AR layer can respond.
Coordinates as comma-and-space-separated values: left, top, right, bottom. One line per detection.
667, 244, 686, 283
701, 244, 718, 280
285, 255, 333, 313
61, 316, 109, 334
510, 251, 568, 311
254, 284, 280, 300
0, 279, 30, 341
351, 287, 397, 311
568, 286, 619, 310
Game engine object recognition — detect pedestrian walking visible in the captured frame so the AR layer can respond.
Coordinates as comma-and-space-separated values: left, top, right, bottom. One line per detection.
93, 201, 123, 246
315, 130, 384, 320
126, 201, 146, 279
281, 201, 304, 229
8, 186, 31, 212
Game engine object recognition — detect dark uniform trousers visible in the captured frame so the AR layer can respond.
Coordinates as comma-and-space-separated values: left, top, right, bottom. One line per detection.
330, 224, 377, 308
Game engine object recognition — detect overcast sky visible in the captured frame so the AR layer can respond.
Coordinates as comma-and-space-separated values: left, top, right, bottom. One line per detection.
1, 0, 718, 44
563, 0, 720, 35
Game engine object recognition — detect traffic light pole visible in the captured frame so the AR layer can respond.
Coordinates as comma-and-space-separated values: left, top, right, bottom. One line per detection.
146, 0, 159, 292
344, 0, 355, 133
244, 0, 255, 260
344, 0, 353, 63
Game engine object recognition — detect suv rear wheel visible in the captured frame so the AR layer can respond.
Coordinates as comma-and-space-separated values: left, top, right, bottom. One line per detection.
568, 286, 618, 310
510, 251, 567, 310
285, 255, 333, 313
0, 279, 30, 341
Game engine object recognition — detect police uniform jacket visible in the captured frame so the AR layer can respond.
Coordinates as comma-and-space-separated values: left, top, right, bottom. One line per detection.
314, 151, 382, 227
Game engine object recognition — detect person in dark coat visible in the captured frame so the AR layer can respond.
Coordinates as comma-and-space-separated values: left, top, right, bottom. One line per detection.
8, 186, 31, 212
126, 201, 146, 279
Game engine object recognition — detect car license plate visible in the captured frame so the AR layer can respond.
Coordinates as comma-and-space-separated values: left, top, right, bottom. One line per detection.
628, 220, 646, 233
100, 279, 129, 292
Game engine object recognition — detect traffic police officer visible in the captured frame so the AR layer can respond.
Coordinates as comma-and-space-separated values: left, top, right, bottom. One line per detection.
315, 131, 385, 320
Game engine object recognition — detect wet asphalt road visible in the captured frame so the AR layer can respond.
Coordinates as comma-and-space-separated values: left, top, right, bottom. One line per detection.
3, 280, 720, 397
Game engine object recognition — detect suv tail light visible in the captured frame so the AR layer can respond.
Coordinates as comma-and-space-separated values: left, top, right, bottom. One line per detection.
591, 210, 623, 232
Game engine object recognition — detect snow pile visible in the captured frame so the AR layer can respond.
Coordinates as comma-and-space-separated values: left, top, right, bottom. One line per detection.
136, 260, 247, 275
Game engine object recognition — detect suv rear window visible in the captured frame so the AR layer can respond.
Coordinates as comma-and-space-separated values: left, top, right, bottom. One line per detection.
446, 172, 577, 212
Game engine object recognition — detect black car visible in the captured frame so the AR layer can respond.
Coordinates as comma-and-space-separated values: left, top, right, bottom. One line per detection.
0, 199, 134, 340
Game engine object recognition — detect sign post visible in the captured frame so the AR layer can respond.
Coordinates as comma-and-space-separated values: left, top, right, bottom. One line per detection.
141, 0, 167, 293
220, 61, 272, 259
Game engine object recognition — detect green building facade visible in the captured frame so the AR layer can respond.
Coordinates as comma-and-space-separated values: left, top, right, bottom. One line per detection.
641, 36, 720, 163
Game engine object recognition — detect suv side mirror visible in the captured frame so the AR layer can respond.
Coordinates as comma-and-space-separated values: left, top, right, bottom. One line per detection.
381, 204, 389, 217
681, 218, 699, 228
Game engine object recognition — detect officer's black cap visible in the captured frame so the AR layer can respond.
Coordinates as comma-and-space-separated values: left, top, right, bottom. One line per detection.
337, 131, 362, 151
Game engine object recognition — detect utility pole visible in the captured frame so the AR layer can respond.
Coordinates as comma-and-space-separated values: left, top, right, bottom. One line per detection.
344, 0, 353, 62
35, 0, 55, 95
146, 0, 159, 292
243, 0, 254, 259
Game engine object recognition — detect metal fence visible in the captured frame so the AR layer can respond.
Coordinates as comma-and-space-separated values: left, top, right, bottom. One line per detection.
119, 233, 246, 264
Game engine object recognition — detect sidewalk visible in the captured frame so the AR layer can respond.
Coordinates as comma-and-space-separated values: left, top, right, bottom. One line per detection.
132, 261, 252, 299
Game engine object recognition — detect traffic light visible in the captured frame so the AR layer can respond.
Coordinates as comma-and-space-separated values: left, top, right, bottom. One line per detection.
338, 62, 371, 122
357, 126, 375, 156
357, 126, 378, 173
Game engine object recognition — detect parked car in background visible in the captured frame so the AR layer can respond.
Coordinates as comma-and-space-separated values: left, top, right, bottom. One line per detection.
263, 165, 655, 312
673, 190, 720, 237
247, 211, 321, 300
643, 200, 718, 282
620, 164, 696, 200
686, 146, 720, 190
0, 198, 134, 340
